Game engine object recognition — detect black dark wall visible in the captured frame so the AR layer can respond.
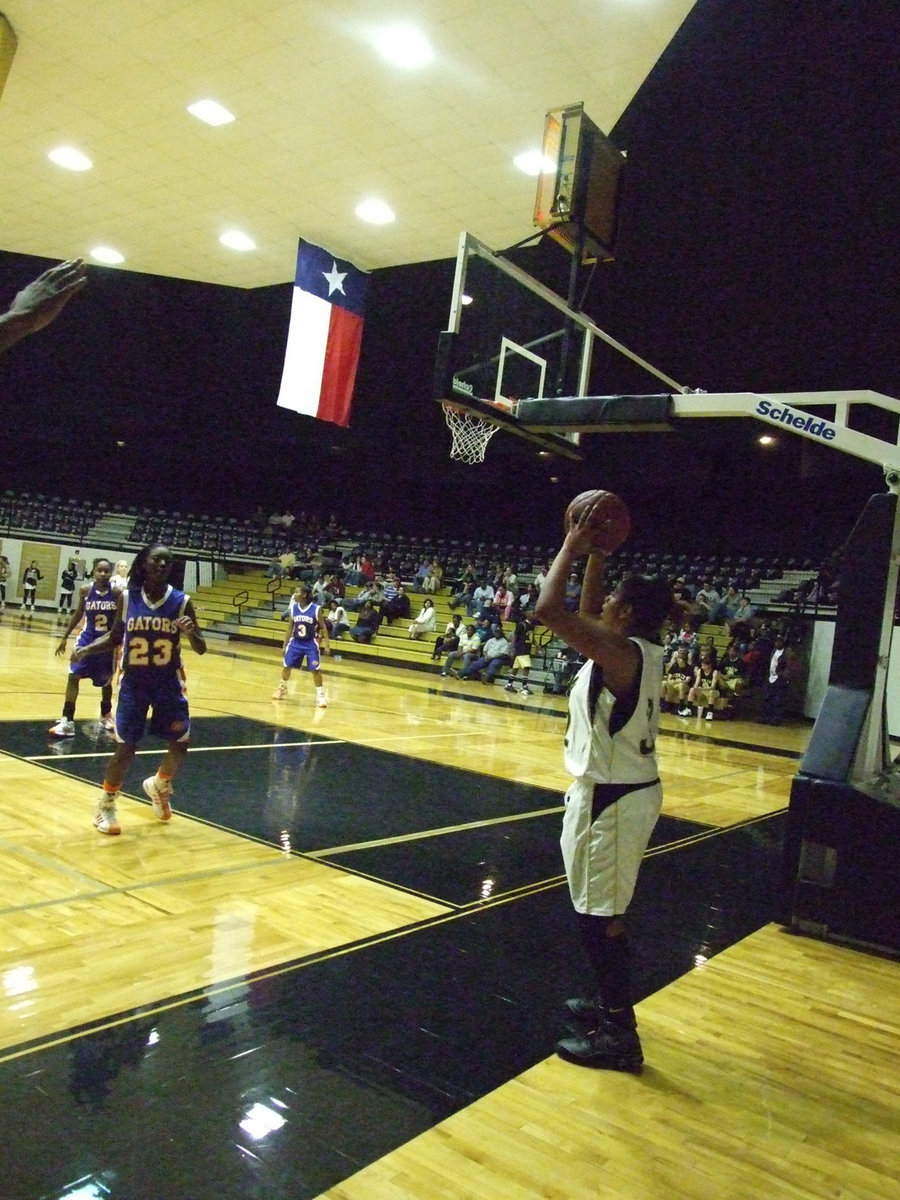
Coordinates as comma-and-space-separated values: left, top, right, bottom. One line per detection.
1, 0, 896, 556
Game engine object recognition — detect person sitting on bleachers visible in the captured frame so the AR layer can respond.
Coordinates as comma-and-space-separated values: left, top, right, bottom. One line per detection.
440, 623, 481, 676
688, 650, 723, 721
382, 582, 411, 624
717, 642, 749, 712
466, 579, 494, 617
432, 614, 463, 660
450, 578, 476, 611
349, 601, 381, 644
422, 558, 443, 594
664, 620, 698, 665
563, 572, 582, 612
691, 578, 721, 627
493, 582, 514, 622
517, 582, 540, 615
457, 623, 512, 684
346, 579, 383, 612
325, 600, 350, 640
408, 598, 437, 639
662, 647, 694, 715
727, 594, 757, 647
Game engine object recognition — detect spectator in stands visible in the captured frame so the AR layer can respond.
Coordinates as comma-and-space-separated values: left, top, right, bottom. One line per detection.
467, 579, 494, 617
548, 646, 582, 694
408, 598, 437, 639
494, 582, 514, 622
413, 558, 431, 591
325, 599, 350, 640
457, 623, 512, 683
671, 576, 693, 607
687, 650, 722, 720
110, 560, 130, 592
341, 553, 365, 586
534, 564, 551, 591
450, 578, 476, 612
0, 258, 87, 356
432, 613, 463, 660
692, 579, 721, 627
518, 582, 540, 615
664, 620, 698, 665
727, 594, 756, 644
349, 601, 381, 644
504, 615, 535, 696
423, 559, 443, 594
661, 647, 694, 715
695, 635, 719, 667
717, 584, 742, 623
311, 574, 333, 607
382, 582, 411, 624
563, 572, 582, 612
346, 579, 383, 612
717, 642, 749, 711
440, 623, 481, 676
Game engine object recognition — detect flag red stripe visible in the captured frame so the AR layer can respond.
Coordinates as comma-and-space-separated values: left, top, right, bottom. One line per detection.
317, 306, 364, 428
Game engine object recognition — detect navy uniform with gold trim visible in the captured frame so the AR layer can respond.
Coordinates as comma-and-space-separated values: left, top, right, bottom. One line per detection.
115, 584, 191, 744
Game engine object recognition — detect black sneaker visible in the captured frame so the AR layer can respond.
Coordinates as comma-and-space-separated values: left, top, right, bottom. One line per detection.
565, 996, 600, 1022
556, 1019, 643, 1073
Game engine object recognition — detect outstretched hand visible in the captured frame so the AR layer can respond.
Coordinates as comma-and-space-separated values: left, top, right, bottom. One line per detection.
6, 259, 87, 335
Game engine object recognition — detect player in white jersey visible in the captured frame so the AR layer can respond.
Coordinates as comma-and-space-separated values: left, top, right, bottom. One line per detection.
535, 499, 675, 1073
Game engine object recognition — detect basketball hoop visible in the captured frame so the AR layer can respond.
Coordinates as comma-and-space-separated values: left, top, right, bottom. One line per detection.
442, 403, 500, 464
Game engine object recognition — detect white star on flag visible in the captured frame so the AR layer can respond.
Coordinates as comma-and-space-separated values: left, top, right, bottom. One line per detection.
322, 262, 347, 295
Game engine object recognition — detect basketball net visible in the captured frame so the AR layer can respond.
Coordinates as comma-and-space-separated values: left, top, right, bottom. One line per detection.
442, 403, 500, 464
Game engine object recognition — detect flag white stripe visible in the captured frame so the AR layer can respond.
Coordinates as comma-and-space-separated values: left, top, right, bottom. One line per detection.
276, 288, 332, 416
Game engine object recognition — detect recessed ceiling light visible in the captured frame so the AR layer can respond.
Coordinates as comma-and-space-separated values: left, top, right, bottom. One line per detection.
513, 150, 553, 177
219, 230, 256, 251
187, 99, 235, 126
373, 24, 434, 68
758, 434, 775, 446
460, 294, 473, 306
355, 198, 395, 225
90, 246, 124, 264
48, 146, 92, 171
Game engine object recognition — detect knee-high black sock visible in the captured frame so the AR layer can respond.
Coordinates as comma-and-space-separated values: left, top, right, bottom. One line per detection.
576, 913, 636, 1027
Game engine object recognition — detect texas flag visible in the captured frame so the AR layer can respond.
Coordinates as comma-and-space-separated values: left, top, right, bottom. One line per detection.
276, 240, 368, 428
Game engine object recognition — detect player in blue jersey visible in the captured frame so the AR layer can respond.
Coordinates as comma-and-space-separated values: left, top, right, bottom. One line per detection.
272, 582, 330, 707
71, 543, 207, 835
49, 557, 122, 738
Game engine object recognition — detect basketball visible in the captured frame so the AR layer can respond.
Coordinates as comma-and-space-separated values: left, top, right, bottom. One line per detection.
565, 489, 631, 553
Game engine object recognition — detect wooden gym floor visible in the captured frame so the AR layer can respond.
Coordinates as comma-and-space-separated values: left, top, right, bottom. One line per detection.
1, 610, 897, 1200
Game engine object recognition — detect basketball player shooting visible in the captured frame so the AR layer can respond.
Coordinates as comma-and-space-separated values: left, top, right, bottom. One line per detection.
535, 491, 675, 1071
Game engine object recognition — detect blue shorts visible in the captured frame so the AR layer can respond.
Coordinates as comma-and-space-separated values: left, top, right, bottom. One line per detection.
70, 645, 115, 688
115, 670, 190, 745
284, 640, 320, 671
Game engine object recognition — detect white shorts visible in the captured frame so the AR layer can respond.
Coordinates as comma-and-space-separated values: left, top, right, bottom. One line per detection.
560, 776, 662, 916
